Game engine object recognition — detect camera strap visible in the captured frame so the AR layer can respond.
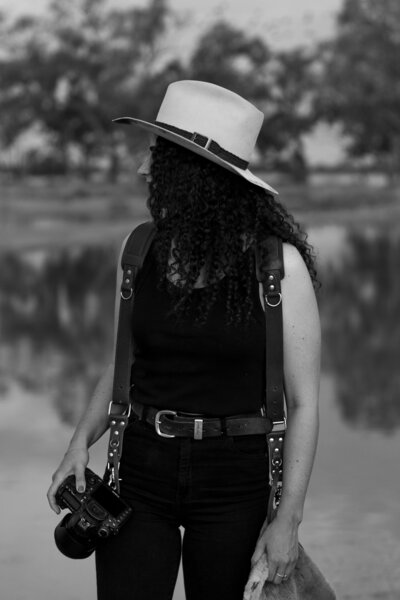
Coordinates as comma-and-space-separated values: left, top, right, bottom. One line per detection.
105, 221, 156, 493
255, 236, 286, 522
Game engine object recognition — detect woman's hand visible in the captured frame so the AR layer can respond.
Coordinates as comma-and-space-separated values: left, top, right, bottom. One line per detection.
255, 514, 299, 582
243, 514, 299, 598
46, 447, 89, 514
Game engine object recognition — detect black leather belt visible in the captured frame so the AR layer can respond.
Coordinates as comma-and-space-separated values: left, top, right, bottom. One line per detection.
131, 398, 272, 439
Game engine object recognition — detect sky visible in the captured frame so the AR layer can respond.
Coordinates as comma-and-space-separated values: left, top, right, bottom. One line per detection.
0, 0, 343, 49
0, 0, 346, 164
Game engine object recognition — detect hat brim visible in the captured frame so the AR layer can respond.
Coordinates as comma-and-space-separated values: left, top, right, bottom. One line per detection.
112, 117, 278, 196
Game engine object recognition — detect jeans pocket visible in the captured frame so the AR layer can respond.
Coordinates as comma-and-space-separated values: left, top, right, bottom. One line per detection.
225, 433, 268, 457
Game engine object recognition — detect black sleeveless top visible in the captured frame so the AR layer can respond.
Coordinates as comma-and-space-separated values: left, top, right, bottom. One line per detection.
130, 243, 266, 416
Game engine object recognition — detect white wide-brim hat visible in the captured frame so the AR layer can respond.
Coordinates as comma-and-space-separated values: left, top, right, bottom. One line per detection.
113, 80, 278, 196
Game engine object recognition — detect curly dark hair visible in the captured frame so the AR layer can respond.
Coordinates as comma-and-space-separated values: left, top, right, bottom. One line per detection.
147, 136, 320, 325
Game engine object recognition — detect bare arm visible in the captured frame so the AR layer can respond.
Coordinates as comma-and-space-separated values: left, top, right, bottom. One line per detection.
68, 232, 131, 450
276, 242, 321, 524
248, 242, 321, 588
67, 361, 114, 450
47, 233, 130, 511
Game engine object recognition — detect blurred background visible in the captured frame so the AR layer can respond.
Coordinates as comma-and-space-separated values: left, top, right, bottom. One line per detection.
1, 0, 400, 598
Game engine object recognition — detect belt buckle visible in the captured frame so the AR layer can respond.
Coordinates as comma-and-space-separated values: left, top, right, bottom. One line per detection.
155, 410, 177, 438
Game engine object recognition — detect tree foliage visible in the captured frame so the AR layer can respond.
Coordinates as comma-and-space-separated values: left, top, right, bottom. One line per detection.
0, 0, 170, 177
0, 3, 319, 179
258, 48, 316, 179
316, 0, 400, 175
188, 21, 271, 100
187, 22, 317, 174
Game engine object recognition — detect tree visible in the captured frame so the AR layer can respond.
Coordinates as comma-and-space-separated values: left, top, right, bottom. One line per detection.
188, 21, 271, 101
316, 0, 400, 179
0, 0, 171, 179
258, 48, 317, 180
187, 22, 317, 179
0, 7, 319, 180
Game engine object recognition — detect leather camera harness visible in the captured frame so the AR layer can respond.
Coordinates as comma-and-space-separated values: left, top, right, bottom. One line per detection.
105, 221, 286, 521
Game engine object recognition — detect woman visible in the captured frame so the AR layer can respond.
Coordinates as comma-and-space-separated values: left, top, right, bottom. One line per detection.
47, 80, 321, 600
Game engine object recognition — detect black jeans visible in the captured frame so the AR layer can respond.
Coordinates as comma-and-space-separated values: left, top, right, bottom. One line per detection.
95, 414, 271, 600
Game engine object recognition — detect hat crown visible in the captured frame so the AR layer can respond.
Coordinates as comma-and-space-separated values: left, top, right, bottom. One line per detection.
156, 80, 264, 163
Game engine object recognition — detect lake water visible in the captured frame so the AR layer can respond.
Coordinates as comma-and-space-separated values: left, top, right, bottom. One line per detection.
1, 221, 400, 600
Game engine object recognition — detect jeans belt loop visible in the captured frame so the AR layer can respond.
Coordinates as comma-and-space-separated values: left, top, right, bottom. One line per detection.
193, 418, 204, 440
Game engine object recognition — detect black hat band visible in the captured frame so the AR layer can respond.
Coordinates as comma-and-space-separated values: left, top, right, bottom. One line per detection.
154, 121, 249, 170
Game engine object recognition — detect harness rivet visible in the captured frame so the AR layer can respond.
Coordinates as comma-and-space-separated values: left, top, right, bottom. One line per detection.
111, 420, 116, 426
268, 275, 274, 281
269, 284, 275, 291
278, 437, 283, 442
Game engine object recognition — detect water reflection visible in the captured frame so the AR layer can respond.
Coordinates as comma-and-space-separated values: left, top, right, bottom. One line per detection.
319, 227, 400, 434
0, 226, 399, 432
0, 247, 117, 425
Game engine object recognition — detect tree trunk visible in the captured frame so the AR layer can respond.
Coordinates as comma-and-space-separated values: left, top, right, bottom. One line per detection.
289, 141, 309, 183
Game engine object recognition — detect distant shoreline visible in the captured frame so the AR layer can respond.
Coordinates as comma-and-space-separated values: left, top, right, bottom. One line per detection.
1, 178, 399, 251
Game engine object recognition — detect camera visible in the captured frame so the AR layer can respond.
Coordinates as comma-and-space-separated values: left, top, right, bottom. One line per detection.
54, 468, 132, 559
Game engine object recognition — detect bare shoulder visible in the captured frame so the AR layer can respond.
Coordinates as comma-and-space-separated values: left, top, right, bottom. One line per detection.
282, 242, 308, 275
281, 241, 320, 342
281, 242, 314, 295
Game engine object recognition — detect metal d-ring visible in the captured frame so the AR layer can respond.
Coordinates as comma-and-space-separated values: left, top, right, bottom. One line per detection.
266, 292, 282, 307
121, 289, 133, 300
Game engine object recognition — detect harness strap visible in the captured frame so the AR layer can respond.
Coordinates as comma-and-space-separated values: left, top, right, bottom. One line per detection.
255, 236, 286, 522
105, 221, 156, 492
105, 221, 287, 507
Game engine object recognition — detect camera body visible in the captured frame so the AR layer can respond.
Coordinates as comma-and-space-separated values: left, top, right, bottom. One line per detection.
54, 467, 132, 559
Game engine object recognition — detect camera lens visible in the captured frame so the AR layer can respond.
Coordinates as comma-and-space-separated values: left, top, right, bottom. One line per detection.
54, 514, 96, 559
